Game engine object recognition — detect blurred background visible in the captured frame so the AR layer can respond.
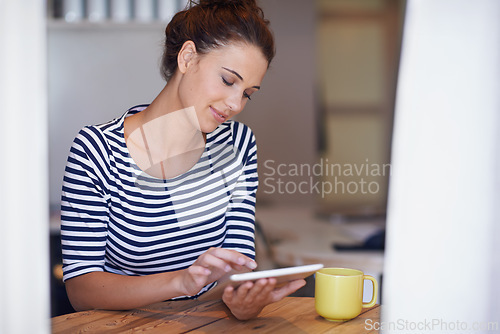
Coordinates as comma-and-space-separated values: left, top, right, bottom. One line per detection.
46, 0, 405, 316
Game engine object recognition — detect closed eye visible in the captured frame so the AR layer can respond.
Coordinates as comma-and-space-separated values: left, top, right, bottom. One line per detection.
222, 77, 233, 86
223, 76, 252, 100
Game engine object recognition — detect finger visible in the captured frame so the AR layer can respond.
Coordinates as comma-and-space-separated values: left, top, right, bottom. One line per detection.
235, 281, 254, 300
187, 266, 211, 286
244, 278, 272, 303
207, 248, 257, 270
268, 277, 277, 287
198, 253, 233, 273
256, 278, 277, 303
263, 277, 277, 294
184, 266, 212, 294
188, 265, 211, 277
271, 279, 306, 302
229, 263, 245, 272
222, 285, 235, 304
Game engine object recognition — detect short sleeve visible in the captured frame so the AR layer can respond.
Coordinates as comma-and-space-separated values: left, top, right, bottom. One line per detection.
60, 126, 111, 282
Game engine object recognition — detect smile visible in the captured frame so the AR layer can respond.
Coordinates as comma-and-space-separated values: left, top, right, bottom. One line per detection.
210, 106, 227, 123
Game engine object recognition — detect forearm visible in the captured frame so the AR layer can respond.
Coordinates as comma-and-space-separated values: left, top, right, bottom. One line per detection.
65, 270, 187, 311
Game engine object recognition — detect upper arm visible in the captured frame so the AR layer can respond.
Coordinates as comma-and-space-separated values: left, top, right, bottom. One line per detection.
61, 127, 110, 282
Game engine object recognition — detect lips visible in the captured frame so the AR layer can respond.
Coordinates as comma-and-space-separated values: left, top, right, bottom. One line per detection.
210, 106, 228, 123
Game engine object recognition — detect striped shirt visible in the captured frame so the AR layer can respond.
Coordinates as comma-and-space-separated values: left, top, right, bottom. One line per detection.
61, 105, 258, 298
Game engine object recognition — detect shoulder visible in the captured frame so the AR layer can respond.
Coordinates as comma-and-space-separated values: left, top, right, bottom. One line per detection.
225, 121, 258, 163
231, 120, 255, 135
72, 123, 113, 155
69, 111, 127, 161
73, 105, 143, 148
224, 120, 257, 145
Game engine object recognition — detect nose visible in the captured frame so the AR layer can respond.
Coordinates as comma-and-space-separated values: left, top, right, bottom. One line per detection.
225, 92, 243, 114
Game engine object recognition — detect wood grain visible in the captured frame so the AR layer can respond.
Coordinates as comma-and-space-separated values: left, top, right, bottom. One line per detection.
51, 297, 380, 333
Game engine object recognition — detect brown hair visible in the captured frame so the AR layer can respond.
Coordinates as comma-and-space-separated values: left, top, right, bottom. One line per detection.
161, 0, 275, 81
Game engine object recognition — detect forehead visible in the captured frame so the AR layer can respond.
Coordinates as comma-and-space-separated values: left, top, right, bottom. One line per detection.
200, 43, 268, 83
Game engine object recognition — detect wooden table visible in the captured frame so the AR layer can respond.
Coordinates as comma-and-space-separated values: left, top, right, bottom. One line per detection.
52, 297, 380, 333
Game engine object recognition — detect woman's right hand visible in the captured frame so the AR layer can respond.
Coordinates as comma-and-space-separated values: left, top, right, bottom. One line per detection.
179, 247, 257, 296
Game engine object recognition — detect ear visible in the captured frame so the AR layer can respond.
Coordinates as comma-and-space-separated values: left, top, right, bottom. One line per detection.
177, 41, 198, 74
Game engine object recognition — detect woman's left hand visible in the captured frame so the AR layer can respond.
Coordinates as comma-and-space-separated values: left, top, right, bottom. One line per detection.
222, 278, 306, 320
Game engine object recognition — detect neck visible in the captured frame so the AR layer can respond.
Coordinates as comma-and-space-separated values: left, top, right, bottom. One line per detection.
124, 77, 206, 178
142, 78, 183, 123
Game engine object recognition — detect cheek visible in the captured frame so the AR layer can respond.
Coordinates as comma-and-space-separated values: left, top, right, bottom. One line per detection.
178, 76, 196, 106
182, 71, 227, 108
239, 99, 249, 112
203, 80, 226, 102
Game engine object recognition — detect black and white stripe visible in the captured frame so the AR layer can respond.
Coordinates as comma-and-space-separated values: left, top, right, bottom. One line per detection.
61, 105, 257, 297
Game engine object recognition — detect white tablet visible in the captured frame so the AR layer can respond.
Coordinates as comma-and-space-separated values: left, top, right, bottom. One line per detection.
197, 264, 324, 301
229, 263, 324, 286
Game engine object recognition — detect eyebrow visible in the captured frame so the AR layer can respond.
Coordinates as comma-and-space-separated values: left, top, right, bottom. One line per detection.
222, 67, 261, 89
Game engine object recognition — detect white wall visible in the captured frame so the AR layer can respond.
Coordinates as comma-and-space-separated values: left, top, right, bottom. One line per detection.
0, 1, 50, 333
383, 0, 500, 332
48, 24, 166, 204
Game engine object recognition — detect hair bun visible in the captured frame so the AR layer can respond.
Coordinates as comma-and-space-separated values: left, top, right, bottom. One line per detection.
194, 0, 259, 10
162, 0, 274, 82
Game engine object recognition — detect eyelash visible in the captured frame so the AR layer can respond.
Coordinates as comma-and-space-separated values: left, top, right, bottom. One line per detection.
222, 77, 252, 100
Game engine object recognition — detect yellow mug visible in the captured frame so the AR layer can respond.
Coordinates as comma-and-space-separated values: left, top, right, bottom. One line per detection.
315, 268, 378, 322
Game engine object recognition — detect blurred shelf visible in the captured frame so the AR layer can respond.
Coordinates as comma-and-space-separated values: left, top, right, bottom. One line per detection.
47, 19, 168, 31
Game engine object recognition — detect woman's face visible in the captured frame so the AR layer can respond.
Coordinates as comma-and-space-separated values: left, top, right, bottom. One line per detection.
177, 42, 269, 133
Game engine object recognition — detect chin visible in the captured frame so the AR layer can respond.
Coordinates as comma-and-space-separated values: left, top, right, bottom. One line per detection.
200, 123, 219, 134
201, 117, 226, 133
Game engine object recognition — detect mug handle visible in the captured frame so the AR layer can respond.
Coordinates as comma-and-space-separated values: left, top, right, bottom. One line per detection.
362, 275, 378, 308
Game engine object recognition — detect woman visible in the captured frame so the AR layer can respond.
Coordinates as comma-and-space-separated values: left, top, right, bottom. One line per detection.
60, 0, 305, 320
